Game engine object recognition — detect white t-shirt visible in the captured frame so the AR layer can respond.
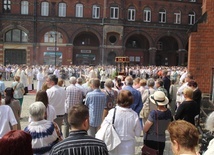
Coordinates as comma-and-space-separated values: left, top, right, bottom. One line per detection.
46, 85, 66, 116
0, 105, 17, 138
47, 105, 56, 121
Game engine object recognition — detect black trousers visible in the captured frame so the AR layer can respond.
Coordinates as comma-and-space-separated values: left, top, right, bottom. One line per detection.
144, 140, 165, 155
24, 87, 28, 95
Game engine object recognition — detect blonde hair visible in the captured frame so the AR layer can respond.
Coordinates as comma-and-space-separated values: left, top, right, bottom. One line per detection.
183, 87, 193, 99
14, 76, 20, 82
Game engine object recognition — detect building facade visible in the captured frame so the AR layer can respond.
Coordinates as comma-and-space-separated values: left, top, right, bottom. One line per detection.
188, 0, 214, 95
0, 0, 202, 66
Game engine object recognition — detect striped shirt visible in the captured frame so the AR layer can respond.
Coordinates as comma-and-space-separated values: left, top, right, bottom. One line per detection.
85, 89, 106, 127
49, 130, 108, 155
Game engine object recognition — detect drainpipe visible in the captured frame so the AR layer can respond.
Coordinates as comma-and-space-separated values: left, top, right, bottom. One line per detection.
33, 0, 37, 65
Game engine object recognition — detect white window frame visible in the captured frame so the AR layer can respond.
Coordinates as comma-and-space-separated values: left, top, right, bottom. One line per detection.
159, 9, 166, 23
3, 0, 11, 12
76, 3, 83, 17
143, 7, 151, 22
21, 1, 29, 15
110, 6, 119, 19
188, 11, 195, 25
92, 5, 100, 19
59, 3, 66, 17
41, 2, 49, 16
174, 11, 181, 24
128, 7, 135, 21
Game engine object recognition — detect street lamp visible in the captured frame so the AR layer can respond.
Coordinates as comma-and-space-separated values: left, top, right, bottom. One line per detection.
54, 30, 57, 66
51, 24, 57, 66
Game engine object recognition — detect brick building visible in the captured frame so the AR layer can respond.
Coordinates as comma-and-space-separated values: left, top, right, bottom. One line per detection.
0, 0, 202, 66
188, 0, 214, 96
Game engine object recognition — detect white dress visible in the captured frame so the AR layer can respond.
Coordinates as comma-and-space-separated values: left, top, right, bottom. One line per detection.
101, 105, 141, 155
37, 72, 44, 92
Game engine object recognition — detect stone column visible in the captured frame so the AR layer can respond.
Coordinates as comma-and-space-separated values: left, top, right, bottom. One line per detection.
149, 47, 157, 65
177, 49, 187, 66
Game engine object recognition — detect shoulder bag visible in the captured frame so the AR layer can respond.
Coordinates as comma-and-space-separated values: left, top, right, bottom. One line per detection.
96, 108, 121, 151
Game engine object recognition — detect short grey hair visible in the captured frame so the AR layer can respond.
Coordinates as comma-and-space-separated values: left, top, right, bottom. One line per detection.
29, 101, 46, 121
105, 79, 113, 88
206, 111, 214, 132
125, 76, 133, 86
69, 76, 76, 84
147, 78, 155, 87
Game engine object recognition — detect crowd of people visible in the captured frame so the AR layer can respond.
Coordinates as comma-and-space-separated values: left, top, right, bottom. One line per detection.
0, 64, 213, 155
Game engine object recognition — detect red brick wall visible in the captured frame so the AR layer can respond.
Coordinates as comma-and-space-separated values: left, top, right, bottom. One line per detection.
188, 0, 214, 93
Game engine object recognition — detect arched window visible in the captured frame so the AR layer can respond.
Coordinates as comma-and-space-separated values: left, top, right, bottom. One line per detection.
159, 9, 166, 23
21, 1, 29, 15
76, 3, 83, 17
41, 2, 49, 16
44, 31, 63, 43
92, 5, 100, 19
174, 10, 181, 24
143, 7, 151, 22
5, 29, 28, 42
128, 6, 135, 21
110, 5, 119, 19
59, 2, 66, 17
188, 11, 195, 25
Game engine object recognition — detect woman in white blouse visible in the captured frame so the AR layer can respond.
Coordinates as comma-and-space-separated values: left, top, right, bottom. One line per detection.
101, 90, 141, 155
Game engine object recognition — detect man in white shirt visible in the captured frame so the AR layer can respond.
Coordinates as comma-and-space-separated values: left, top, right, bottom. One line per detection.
46, 74, 66, 130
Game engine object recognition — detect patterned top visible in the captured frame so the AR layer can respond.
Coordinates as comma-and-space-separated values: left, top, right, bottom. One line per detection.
24, 120, 60, 155
49, 130, 108, 155
85, 89, 106, 127
65, 84, 83, 113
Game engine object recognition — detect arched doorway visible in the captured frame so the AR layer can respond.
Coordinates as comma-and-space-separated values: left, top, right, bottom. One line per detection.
156, 36, 178, 66
125, 34, 149, 65
107, 52, 116, 65
73, 32, 100, 65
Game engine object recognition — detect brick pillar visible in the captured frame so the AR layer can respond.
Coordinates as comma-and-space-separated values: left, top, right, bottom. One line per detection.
149, 47, 157, 65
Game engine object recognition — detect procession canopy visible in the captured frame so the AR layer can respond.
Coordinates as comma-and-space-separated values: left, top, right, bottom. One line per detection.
115, 56, 130, 77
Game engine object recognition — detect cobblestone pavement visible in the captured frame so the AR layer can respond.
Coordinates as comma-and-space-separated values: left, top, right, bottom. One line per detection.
4, 80, 173, 155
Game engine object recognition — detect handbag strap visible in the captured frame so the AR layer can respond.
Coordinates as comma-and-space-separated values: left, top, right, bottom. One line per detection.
155, 110, 159, 149
112, 108, 117, 125
53, 122, 63, 141
148, 89, 150, 109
